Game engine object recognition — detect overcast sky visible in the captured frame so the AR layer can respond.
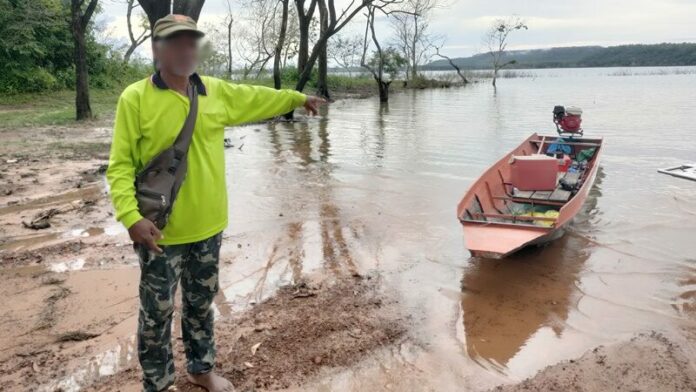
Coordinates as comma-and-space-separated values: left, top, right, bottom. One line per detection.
99, 0, 696, 59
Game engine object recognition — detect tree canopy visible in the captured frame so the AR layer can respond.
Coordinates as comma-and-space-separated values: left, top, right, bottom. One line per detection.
0, 0, 143, 94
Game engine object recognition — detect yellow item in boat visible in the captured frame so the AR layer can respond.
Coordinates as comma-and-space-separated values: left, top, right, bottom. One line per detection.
520, 210, 559, 227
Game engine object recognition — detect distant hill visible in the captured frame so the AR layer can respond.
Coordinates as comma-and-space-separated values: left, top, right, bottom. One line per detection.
424, 43, 696, 70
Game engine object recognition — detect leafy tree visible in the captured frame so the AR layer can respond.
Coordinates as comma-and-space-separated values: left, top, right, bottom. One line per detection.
0, 0, 140, 99
370, 47, 407, 80
0, 0, 72, 93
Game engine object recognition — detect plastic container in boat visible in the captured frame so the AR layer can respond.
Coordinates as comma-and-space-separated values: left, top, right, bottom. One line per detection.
510, 154, 558, 191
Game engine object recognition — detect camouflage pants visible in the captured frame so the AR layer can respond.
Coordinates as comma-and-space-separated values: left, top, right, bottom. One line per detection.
136, 232, 222, 392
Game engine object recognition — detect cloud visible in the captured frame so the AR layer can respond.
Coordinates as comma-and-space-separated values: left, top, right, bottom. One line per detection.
98, 0, 696, 60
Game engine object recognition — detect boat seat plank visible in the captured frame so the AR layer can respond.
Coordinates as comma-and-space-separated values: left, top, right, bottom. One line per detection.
513, 190, 535, 198
530, 140, 601, 147
530, 191, 552, 200
549, 188, 572, 202
472, 212, 557, 222
492, 195, 565, 206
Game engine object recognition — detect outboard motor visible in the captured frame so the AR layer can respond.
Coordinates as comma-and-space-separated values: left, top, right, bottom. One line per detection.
553, 105, 583, 136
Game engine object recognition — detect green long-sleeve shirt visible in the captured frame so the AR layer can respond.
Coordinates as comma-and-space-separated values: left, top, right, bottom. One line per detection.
106, 73, 306, 245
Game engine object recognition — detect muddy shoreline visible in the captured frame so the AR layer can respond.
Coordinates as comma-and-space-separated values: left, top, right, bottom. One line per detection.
2, 108, 696, 391
491, 332, 696, 392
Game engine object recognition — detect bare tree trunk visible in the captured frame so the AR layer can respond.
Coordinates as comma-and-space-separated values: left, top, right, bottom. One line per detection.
294, 0, 316, 75
124, 0, 150, 63
295, 0, 371, 92
361, 5, 389, 103
138, 0, 205, 30
226, 5, 233, 79
138, 0, 171, 32
273, 0, 289, 89
410, 14, 418, 80
173, 0, 205, 21
70, 0, 98, 120
73, 24, 91, 120
124, 45, 137, 63
295, 37, 324, 92
433, 45, 468, 84
378, 80, 390, 102
227, 20, 233, 78
316, 0, 329, 98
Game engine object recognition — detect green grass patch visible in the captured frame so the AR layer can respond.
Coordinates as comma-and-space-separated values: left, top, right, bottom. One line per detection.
0, 88, 122, 128
0, 73, 416, 129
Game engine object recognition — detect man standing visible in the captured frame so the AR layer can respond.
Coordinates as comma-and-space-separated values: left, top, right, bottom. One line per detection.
106, 15, 324, 392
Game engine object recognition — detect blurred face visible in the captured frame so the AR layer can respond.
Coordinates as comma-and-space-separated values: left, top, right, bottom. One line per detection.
153, 33, 200, 77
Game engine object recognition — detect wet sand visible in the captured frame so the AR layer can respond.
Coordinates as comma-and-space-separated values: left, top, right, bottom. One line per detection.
2, 71, 696, 391
491, 332, 696, 392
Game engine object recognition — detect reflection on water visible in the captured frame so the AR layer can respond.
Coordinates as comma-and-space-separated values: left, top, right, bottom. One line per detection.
461, 167, 602, 371
461, 235, 589, 370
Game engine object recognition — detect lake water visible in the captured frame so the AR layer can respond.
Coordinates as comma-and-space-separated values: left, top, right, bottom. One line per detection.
219, 67, 696, 390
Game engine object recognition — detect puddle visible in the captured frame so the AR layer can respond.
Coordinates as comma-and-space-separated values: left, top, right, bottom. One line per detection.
49, 258, 86, 272
0, 185, 102, 216
0, 224, 124, 253
39, 336, 137, 392
0, 231, 64, 252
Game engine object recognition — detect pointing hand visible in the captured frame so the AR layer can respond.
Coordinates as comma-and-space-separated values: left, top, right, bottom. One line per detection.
303, 95, 327, 116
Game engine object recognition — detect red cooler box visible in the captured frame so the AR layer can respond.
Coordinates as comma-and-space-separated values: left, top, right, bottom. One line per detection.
510, 154, 558, 191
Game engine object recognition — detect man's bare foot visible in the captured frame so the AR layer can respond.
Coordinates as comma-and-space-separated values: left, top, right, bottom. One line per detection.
187, 371, 235, 392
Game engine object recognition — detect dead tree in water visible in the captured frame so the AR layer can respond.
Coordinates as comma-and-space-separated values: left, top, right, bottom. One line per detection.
294, 0, 400, 94
361, 5, 405, 103
484, 16, 527, 87
69, 0, 99, 120
432, 40, 468, 84
316, 0, 329, 98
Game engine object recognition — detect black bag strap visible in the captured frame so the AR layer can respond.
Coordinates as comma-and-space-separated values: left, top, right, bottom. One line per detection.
168, 84, 198, 173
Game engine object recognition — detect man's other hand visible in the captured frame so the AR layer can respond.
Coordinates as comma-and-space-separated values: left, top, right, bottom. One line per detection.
129, 218, 163, 253
303, 95, 326, 116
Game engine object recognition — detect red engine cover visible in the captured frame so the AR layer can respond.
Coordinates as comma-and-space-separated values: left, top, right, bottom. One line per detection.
560, 115, 582, 132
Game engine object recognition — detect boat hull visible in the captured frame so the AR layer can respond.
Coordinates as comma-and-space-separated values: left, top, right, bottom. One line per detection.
466, 226, 567, 259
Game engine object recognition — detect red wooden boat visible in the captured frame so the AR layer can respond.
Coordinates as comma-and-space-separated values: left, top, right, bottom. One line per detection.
457, 107, 603, 258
